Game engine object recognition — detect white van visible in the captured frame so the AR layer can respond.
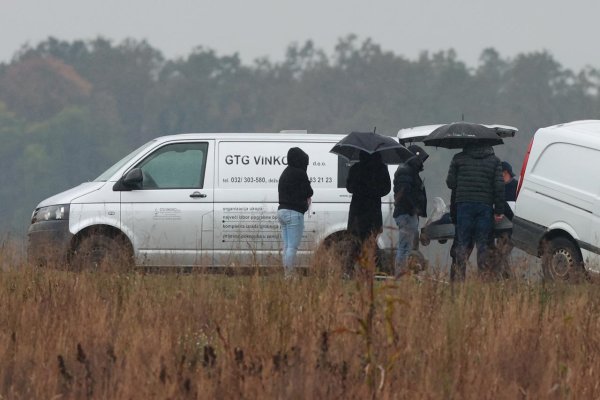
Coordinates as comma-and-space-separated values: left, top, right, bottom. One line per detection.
512, 120, 600, 280
28, 132, 400, 269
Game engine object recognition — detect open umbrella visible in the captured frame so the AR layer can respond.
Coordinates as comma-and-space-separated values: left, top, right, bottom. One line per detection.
422, 122, 504, 149
397, 124, 517, 145
330, 131, 413, 164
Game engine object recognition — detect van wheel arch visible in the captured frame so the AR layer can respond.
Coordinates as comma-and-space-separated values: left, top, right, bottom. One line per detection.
316, 230, 392, 275
313, 230, 357, 275
538, 230, 582, 259
70, 225, 134, 271
320, 230, 353, 248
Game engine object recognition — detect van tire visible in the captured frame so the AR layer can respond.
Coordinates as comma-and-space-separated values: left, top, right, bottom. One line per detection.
316, 232, 393, 277
70, 234, 133, 272
313, 231, 359, 277
541, 237, 586, 282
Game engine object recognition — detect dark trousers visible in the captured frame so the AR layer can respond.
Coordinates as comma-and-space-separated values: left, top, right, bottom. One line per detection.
453, 202, 493, 281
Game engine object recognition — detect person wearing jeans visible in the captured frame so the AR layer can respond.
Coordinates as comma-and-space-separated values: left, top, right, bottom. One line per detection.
454, 202, 493, 279
394, 213, 419, 271
446, 144, 504, 281
392, 145, 429, 277
277, 209, 305, 272
277, 147, 313, 276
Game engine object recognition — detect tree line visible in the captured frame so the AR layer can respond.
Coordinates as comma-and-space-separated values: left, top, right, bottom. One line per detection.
0, 35, 599, 234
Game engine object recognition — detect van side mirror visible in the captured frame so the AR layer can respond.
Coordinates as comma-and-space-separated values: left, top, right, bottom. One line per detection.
113, 168, 143, 191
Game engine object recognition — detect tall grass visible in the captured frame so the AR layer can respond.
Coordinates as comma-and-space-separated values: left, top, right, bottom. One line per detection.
2, 244, 600, 398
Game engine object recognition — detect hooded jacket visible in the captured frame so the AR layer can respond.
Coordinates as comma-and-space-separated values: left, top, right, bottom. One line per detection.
393, 156, 427, 218
278, 147, 314, 214
346, 152, 391, 240
446, 145, 504, 215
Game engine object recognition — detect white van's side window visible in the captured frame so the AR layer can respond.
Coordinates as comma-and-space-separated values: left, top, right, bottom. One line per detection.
136, 142, 209, 189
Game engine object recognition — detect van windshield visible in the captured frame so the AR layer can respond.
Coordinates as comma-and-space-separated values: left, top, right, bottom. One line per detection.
94, 140, 157, 182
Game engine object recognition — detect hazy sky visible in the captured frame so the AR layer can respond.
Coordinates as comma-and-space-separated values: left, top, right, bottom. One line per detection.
2, 0, 599, 70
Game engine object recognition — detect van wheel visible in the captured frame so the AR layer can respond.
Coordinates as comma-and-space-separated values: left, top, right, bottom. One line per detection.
70, 234, 133, 272
541, 237, 586, 282
314, 231, 359, 277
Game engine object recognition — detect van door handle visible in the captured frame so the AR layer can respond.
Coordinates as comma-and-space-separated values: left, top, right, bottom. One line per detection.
190, 191, 207, 198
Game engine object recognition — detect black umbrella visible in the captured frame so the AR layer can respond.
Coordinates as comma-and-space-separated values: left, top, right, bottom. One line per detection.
423, 122, 504, 149
330, 131, 413, 164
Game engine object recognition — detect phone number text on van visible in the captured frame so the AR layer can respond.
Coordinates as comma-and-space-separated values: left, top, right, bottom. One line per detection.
228, 176, 267, 183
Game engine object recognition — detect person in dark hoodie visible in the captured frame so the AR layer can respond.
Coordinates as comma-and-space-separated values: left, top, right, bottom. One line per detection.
393, 144, 428, 277
446, 144, 504, 281
346, 151, 391, 248
278, 147, 314, 275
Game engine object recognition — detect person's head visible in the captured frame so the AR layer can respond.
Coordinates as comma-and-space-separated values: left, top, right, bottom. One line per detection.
407, 144, 429, 164
359, 151, 382, 165
287, 147, 309, 170
358, 150, 370, 162
370, 152, 382, 164
501, 161, 515, 183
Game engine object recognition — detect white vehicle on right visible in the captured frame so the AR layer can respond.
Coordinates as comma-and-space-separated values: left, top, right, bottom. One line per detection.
512, 120, 600, 281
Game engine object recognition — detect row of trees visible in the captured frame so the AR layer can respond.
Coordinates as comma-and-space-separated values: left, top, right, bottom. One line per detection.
1, 35, 599, 233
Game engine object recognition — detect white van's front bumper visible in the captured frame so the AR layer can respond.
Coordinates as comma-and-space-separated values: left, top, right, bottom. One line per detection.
27, 220, 73, 266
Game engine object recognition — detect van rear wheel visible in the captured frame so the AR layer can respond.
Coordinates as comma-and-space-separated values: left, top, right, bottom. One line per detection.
70, 234, 133, 272
541, 237, 586, 282
315, 232, 394, 277
313, 231, 359, 277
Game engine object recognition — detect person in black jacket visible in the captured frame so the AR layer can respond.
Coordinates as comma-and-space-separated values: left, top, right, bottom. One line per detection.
278, 147, 313, 275
446, 144, 504, 281
346, 151, 391, 244
393, 145, 428, 276
501, 161, 518, 220
489, 160, 519, 278
449, 162, 517, 281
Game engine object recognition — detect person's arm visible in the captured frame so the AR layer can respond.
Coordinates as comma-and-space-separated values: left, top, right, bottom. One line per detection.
446, 157, 457, 190
493, 160, 505, 217
393, 166, 413, 205
419, 184, 427, 217
299, 170, 313, 212
450, 190, 457, 224
346, 164, 357, 194
506, 179, 518, 202
503, 201, 514, 220
303, 170, 314, 199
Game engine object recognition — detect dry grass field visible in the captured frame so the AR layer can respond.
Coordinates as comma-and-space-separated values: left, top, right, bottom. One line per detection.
2, 242, 600, 399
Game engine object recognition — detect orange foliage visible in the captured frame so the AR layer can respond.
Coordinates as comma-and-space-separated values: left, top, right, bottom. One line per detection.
0, 56, 92, 121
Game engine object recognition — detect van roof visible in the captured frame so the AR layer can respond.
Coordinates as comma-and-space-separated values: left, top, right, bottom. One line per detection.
545, 120, 600, 134
153, 132, 348, 143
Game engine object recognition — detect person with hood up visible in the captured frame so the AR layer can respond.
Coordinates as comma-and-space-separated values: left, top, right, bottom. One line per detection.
392, 144, 429, 277
346, 151, 391, 246
278, 147, 314, 275
446, 144, 504, 281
